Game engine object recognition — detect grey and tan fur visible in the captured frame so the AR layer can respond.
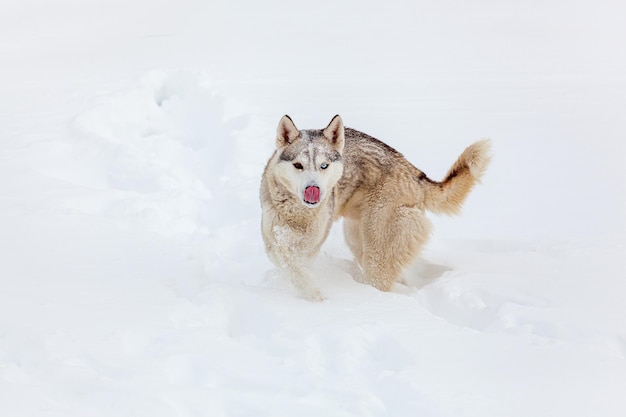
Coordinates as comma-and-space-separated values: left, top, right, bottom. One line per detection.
260, 115, 491, 301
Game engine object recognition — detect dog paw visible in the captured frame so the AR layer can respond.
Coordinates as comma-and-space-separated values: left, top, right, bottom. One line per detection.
303, 288, 326, 303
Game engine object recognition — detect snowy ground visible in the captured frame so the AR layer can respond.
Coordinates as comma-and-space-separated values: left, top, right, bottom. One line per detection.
2, 1, 626, 416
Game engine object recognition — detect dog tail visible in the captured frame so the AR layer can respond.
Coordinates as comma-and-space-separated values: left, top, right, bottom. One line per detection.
422, 139, 492, 215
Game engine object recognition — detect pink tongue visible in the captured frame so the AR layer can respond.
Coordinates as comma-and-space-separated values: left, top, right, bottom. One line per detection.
304, 186, 321, 204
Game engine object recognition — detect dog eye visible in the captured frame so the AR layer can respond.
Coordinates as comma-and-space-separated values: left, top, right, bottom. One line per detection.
320, 163, 329, 170
293, 162, 303, 170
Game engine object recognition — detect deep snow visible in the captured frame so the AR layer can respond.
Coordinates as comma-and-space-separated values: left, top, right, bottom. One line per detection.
1, 1, 626, 416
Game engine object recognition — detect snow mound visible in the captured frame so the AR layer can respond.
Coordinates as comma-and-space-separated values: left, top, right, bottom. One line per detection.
66, 69, 259, 236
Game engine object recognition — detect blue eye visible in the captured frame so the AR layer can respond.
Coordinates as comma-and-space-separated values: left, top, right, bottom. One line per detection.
320, 163, 329, 169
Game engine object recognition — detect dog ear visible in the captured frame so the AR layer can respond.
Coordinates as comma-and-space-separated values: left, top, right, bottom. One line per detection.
276, 115, 299, 149
323, 115, 345, 151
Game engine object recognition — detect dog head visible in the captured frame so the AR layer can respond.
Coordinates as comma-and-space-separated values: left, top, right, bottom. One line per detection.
273, 115, 345, 208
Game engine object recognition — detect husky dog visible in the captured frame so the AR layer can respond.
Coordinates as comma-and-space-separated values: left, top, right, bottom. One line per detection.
260, 115, 491, 301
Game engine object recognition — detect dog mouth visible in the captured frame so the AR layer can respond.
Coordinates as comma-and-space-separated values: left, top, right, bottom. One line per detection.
303, 186, 321, 205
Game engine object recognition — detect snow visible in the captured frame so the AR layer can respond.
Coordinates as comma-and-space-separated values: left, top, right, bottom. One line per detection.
2, 1, 626, 416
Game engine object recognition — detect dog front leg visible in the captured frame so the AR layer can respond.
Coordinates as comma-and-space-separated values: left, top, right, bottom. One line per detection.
268, 233, 325, 302
283, 260, 325, 302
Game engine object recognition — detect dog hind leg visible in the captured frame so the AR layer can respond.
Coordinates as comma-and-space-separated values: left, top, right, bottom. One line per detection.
360, 205, 432, 291
343, 218, 367, 283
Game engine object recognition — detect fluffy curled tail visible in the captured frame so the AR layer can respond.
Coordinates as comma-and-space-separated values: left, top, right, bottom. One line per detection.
422, 139, 492, 215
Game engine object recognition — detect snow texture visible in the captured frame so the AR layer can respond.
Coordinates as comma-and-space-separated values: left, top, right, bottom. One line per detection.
1, 1, 625, 416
